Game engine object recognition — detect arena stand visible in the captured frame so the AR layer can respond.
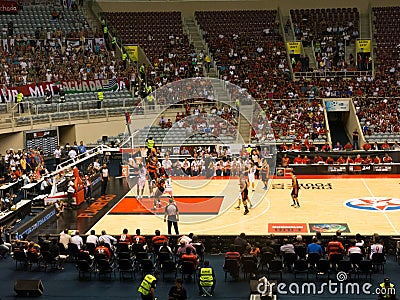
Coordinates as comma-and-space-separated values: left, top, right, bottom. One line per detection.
372, 6, 400, 81
103, 11, 204, 84
195, 10, 289, 100
290, 8, 360, 72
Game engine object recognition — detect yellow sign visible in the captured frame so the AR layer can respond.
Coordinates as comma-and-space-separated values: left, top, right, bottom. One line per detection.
124, 45, 138, 61
356, 39, 371, 53
287, 42, 302, 55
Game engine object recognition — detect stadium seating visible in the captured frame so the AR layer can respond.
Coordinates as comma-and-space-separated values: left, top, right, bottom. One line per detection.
372, 7, 400, 79
103, 11, 203, 82
290, 8, 359, 71
195, 10, 288, 100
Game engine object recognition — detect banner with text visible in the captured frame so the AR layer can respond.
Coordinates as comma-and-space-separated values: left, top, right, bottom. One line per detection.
2, 78, 129, 101
124, 45, 138, 61
0, 0, 18, 13
356, 39, 371, 53
287, 42, 302, 55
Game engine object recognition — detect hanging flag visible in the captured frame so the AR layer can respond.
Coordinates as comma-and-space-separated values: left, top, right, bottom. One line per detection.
102, 78, 118, 91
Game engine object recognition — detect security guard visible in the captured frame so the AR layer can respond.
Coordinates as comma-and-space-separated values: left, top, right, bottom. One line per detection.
97, 90, 104, 109
146, 136, 155, 156
17, 91, 24, 113
103, 24, 108, 39
139, 63, 146, 81
198, 261, 216, 296
146, 85, 154, 109
121, 51, 127, 68
138, 271, 159, 300
378, 278, 396, 300
111, 36, 116, 51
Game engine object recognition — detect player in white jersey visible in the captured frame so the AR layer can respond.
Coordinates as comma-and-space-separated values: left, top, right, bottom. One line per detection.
164, 175, 173, 196
247, 163, 257, 192
136, 164, 147, 199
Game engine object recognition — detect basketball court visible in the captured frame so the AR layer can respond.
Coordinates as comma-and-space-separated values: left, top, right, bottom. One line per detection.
88, 175, 400, 236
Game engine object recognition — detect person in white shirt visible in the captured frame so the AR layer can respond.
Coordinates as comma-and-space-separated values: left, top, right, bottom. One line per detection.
93, 159, 101, 171
67, 179, 75, 207
54, 146, 62, 165
162, 155, 173, 176
71, 231, 83, 249
68, 148, 77, 161
248, 163, 257, 191
86, 230, 99, 246
99, 230, 117, 247
59, 229, 71, 250
347, 241, 362, 255
100, 163, 110, 196
136, 164, 147, 200
370, 240, 384, 259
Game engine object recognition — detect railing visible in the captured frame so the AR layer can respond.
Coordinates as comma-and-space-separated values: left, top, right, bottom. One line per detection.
368, 3, 375, 78
54, 144, 111, 173
294, 70, 372, 79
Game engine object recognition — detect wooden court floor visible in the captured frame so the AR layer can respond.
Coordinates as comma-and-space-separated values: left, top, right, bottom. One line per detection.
89, 176, 400, 236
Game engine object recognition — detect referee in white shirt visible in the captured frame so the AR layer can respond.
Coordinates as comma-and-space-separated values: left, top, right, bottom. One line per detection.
164, 196, 179, 235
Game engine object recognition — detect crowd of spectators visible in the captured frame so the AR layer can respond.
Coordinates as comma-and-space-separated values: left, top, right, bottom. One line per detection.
282, 152, 393, 166
0, 3, 134, 92
159, 104, 238, 139
355, 97, 400, 135
103, 11, 203, 89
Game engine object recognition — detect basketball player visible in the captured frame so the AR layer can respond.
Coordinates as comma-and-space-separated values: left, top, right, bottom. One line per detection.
260, 158, 270, 190
247, 162, 257, 192
236, 174, 250, 214
164, 174, 173, 197
152, 177, 165, 210
290, 170, 300, 208
136, 163, 147, 200
147, 156, 158, 196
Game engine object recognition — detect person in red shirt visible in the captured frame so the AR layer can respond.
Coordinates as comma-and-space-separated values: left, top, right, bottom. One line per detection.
302, 155, 311, 164
133, 229, 146, 246
181, 247, 199, 269
383, 153, 393, 163
344, 142, 353, 151
326, 235, 345, 260
354, 154, 364, 164
304, 139, 310, 150
152, 229, 169, 249
325, 156, 334, 164
346, 156, 354, 164
322, 142, 331, 152
374, 155, 382, 164
94, 241, 111, 260
381, 141, 390, 150
293, 154, 303, 164
118, 228, 132, 245
337, 156, 345, 164
364, 155, 372, 164
281, 143, 289, 151
314, 155, 324, 164
362, 141, 371, 151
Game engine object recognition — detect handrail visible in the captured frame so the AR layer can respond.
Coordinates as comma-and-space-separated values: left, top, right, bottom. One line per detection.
293, 70, 372, 79
53, 144, 111, 175
368, 3, 375, 79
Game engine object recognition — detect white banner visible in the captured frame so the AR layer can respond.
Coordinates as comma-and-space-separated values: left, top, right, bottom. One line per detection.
325, 100, 350, 112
